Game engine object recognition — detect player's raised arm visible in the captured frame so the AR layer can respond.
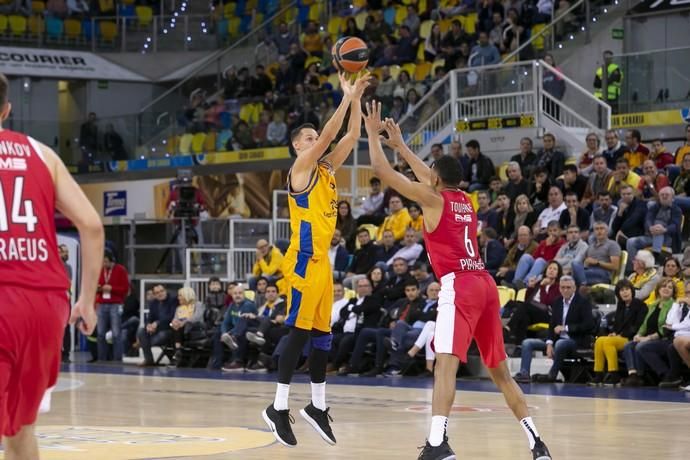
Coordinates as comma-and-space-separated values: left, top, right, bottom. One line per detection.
363, 101, 437, 208
43, 144, 104, 334
382, 118, 432, 185
291, 73, 353, 176
324, 72, 372, 170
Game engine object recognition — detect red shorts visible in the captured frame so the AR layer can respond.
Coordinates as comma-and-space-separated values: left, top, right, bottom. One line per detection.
433, 271, 506, 368
0, 286, 68, 437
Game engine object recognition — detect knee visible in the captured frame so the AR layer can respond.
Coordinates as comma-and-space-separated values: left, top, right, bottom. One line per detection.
311, 331, 333, 352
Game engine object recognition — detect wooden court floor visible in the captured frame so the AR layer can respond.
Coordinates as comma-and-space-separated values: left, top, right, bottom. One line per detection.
2, 368, 690, 460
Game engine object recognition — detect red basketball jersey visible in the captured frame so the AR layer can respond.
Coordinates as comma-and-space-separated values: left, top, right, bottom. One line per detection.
0, 129, 69, 291
423, 189, 486, 279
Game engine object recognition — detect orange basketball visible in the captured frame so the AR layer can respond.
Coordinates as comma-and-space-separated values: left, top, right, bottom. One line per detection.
332, 36, 369, 74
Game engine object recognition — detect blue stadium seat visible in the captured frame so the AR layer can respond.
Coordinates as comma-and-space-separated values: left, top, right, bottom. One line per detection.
217, 18, 228, 38
383, 7, 396, 26
239, 14, 252, 33
119, 5, 135, 18
297, 5, 309, 25
45, 16, 63, 40
235, 0, 246, 16
82, 19, 95, 41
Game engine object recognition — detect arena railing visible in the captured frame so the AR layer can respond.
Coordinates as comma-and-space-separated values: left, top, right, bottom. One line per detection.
613, 46, 690, 114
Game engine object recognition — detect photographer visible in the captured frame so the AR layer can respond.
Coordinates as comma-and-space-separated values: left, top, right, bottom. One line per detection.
165, 170, 206, 273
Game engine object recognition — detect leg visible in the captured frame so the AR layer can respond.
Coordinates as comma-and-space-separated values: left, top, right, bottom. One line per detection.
513, 254, 535, 283
333, 333, 355, 369
391, 320, 412, 349
548, 338, 577, 379
570, 261, 585, 286
602, 336, 629, 372
110, 304, 123, 361
429, 353, 460, 446
518, 339, 546, 376
674, 336, 690, 367
636, 339, 670, 379
349, 328, 377, 372
593, 337, 606, 373
96, 304, 111, 361
623, 341, 639, 373
374, 328, 392, 369
136, 327, 153, 363
525, 258, 548, 282
3, 424, 39, 460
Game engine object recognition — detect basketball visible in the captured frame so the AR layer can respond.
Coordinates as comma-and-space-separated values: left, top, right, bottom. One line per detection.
332, 36, 369, 74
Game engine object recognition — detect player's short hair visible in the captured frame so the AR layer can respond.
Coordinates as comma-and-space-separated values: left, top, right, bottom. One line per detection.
0, 73, 8, 107
431, 155, 464, 187
290, 123, 317, 142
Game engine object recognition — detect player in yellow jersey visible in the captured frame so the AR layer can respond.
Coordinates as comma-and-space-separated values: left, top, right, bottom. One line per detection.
262, 72, 370, 448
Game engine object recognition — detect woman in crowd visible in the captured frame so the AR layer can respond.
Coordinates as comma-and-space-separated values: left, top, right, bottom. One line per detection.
578, 132, 601, 176
645, 257, 685, 305
408, 203, 424, 234
508, 194, 537, 245
424, 22, 442, 61
622, 277, 676, 386
367, 266, 387, 296
589, 279, 647, 385
504, 261, 563, 347
170, 287, 206, 365
627, 250, 661, 302
336, 200, 357, 252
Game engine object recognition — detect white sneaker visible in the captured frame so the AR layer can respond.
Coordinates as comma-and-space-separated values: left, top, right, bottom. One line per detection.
221, 333, 238, 350
680, 384, 690, 392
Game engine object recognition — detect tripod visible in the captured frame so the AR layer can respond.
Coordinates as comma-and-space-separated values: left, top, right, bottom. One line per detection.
156, 219, 199, 274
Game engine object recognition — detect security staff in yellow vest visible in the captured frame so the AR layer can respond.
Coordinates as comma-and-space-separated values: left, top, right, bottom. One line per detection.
593, 50, 623, 114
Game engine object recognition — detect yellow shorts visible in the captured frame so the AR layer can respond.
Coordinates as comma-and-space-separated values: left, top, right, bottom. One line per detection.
283, 251, 333, 333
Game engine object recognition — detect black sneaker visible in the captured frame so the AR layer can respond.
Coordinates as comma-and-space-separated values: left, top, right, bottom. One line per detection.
532, 438, 552, 460
299, 402, 336, 445
587, 372, 604, 386
603, 372, 621, 386
262, 404, 296, 447
417, 439, 456, 460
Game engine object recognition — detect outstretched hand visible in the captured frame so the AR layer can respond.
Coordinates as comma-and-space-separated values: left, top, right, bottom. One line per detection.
363, 100, 383, 135
352, 71, 373, 98
381, 118, 404, 150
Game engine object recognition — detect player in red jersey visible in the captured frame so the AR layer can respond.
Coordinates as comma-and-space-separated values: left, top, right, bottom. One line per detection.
363, 102, 552, 460
0, 73, 104, 459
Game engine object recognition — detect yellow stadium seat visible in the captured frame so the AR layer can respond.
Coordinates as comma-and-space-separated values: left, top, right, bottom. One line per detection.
253, 12, 264, 27
166, 136, 177, 155
497, 286, 515, 307
239, 104, 254, 123
178, 133, 193, 154
419, 19, 433, 39
531, 24, 547, 51
244, 289, 256, 301
8, 15, 27, 36
191, 132, 207, 153
464, 12, 478, 35
354, 11, 367, 29
228, 16, 240, 37
401, 62, 416, 78
99, 20, 118, 43
327, 16, 341, 35
416, 42, 425, 61
0, 15, 8, 34
414, 61, 432, 81
223, 2, 236, 18
419, 0, 427, 11
203, 131, 216, 152
468, 190, 479, 210
344, 288, 356, 300
304, 55, 320, 69
498, 162, 509, 181
516, 288, 527, 302
371, 67, 383, 80
31, 1, 45, 14
527, 322, 549, 332
352, 0, 367, 7
327, 73, 340, 89
266, 62, 279, 80
439, 18, 452, 34
28, 14, 43, 36
64, 18, 81, 40
135, 5, 153, 29
564, 156, 577, 166
389, 64, 401, 80
121, 0, 135, 4
431, 58, 445, 75
308, 2, 321, 21
394, 5, 406, 25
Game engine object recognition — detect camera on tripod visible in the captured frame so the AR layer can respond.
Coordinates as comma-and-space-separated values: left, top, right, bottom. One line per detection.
171, 169, 200, 219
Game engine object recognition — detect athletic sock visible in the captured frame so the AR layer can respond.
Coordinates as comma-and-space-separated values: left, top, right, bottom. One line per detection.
428, 415, 448, 447
520, 416, 540, 449
274, 383, 290, 411
311, 382, 326, 410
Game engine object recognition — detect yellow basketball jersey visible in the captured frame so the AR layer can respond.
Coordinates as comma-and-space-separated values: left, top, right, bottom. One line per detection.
287, 161, 338, 260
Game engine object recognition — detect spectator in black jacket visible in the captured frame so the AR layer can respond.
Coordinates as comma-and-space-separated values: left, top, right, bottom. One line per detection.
480, 228, 507, 276
514, 276, 595, 383
503, 161, 530, 203
383, 257, 415, 305
511, 137, 538, 177
462, 139, 496, 192
602, 129, 629, 170
588, 279, 647, 385
611, 184, 647, 247
557, 164, 588, 200
376, 229, 401, 266
329, 229, 350, 282
535, 133, 566, 180
137, 285, 178, 366
344, 227, 380, 288
250, 64, 274, 97
385, 281, 440, 375
330, 278, 384, 374
121, 283, 140, 357
559, 192, 591, 240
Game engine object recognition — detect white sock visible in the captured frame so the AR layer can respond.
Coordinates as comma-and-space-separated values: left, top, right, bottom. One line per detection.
428, 415, 448, 447
311, 382, 327, 410
273, 383, 290, 411
520, 417, 540, 449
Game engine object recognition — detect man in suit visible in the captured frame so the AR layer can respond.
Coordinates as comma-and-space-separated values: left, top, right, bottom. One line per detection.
514, 276, 595, 383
